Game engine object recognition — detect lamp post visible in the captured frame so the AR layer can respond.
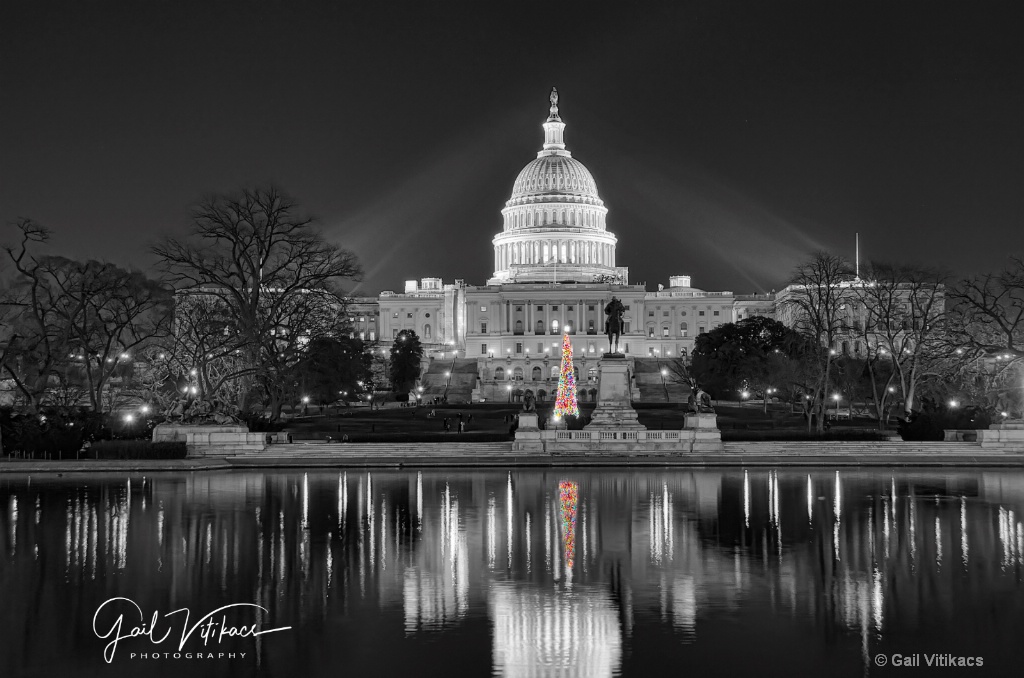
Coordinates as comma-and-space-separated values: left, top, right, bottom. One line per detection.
660, 367, 669, 402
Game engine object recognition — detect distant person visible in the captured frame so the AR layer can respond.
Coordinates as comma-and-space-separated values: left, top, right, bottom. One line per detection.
467, 413, 473, 424
458, 420, 465, 433
444, 418, 451, 433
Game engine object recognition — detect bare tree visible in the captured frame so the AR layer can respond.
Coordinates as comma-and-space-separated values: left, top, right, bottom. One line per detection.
152, 187, 362, 419
0, 221, 77, 412
43, 257, 172, 412
949, 257, 1024, 360
778, 252, 855, 432
855, 263, 949, 417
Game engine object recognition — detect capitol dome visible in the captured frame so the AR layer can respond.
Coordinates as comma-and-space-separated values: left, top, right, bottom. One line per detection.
507, 155, 602, 206
489, 89, 623, 285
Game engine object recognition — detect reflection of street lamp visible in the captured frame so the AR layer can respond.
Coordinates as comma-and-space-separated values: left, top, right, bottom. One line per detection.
832, 393, 841, 420
302, 395, 309, 415
507, 383, 513, 403
740, 390, 750, 407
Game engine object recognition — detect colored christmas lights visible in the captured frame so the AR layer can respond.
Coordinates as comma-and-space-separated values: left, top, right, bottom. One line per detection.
553, 333, 579, 418
559, 480, 578, 568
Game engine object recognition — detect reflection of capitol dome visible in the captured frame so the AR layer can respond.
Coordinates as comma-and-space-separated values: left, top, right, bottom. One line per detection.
489, 89, 622, 284
490, 583, 622, 678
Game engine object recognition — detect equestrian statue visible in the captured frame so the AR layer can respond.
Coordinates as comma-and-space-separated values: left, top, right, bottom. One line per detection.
604, 296, 625, 355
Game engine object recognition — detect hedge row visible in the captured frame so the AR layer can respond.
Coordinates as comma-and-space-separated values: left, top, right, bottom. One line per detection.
92, 440, 188, 460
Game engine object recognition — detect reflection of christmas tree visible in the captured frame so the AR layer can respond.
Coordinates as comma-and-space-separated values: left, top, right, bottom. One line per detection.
559, 481, 578, 568
554, 333, 579, 418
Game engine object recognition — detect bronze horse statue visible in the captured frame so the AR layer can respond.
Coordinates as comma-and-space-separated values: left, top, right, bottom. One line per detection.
604, 297, 625, 354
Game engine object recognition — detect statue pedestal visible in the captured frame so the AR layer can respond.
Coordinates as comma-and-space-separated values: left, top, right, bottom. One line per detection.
152, 423, 266, 456
977, 421, 1024, 450
683, 412, 723, 452
517, 413, 540, 431
512, 412, 544, 453
586, 355, 645, 430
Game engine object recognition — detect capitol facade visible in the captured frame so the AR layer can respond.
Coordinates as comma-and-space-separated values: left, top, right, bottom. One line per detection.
352, 90, 775, 403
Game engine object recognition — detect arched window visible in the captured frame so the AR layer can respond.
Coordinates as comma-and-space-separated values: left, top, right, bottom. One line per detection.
648, 324, 655, 338
494, 367, 505, 380
662, 325, 670, 337
588, 367, 597, 381
513, 367, 524, 381
550, 365, 559, 379
423, 324, 432, 339
566, 320, 575, 334
532, 366, 542, 381
535, 320, 545, 334
514, 320, 523, 334
537, 389, 547, 401
680, 321, 688, 337
574, 366, 580, 382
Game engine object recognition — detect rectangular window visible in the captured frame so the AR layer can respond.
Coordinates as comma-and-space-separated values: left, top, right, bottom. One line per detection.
393, 329, 398, 338
359, 331, 365, 340
648, 311, 654, 317
663, 311, 669, 316
406, 313, 413, 318
624, 305, 631, 310
515, 343, 523, 354
699, 326, 706, 334
551, 305, 559, 311
359, 317, 365, 322
662, 327, 669, 337
392, 312, 399, 318
481, 343, 488, 355
515, 305, 523, 312
648, 327, 655, 337
699, 310, 705, 316
537, 343, 544, 353
537, 305, 543, 311
480, 305, 487, 312
588, 305, 595, 311
713, 310, 720, 316
369, 331, 375, 341
481, 322, 488, 333
567, 305, 574, 311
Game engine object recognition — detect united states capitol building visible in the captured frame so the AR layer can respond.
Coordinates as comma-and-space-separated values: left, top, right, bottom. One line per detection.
350, 91, 775, 403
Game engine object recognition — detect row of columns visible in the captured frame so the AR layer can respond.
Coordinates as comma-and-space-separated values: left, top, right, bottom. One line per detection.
495, 240, 614, 271
501, 299, 597, 338
505, 206, 603, 230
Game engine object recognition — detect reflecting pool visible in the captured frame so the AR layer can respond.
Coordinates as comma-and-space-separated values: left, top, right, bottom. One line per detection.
2, 468, 1024, 677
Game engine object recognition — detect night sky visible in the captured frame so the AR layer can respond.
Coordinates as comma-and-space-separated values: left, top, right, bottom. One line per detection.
2, 1, 1022, 295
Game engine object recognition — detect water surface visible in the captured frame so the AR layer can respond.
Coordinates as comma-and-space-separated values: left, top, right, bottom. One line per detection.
2, 467, 1023, 677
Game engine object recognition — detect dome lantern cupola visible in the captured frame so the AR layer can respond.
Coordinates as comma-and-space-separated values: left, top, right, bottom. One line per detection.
542, 87, 567, 153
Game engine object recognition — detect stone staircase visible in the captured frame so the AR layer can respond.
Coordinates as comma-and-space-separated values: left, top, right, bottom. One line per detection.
249, 441, 515, 458
721, 441, 989, 456
418, 358, 479, 404
631, 358, 690, 403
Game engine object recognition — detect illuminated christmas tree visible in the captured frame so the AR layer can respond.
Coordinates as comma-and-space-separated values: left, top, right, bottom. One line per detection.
553, 332, 580, 418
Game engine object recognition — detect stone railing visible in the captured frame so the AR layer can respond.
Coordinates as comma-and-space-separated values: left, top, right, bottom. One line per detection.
552, 430, 683, 442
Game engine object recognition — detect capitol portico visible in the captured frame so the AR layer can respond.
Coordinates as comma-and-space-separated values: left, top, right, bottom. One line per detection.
371, 90, 775, 403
